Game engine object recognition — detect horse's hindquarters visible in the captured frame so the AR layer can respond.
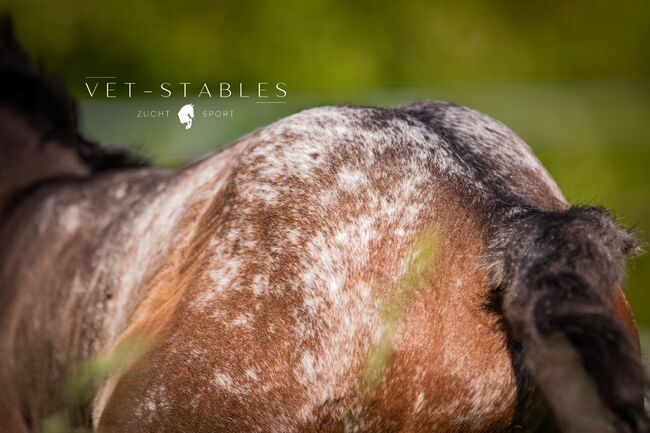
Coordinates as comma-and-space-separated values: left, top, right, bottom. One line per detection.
95, 273, 518, 433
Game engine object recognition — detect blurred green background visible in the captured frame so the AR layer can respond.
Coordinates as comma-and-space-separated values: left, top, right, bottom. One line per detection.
3, 0, 650, 330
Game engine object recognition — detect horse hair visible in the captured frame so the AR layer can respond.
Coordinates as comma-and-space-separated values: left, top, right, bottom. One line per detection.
0, 14, 148, 171
488, 206, 649, 433
1, 12, 648, 432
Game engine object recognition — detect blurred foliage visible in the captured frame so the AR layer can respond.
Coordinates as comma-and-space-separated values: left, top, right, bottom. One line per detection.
1, 0, 649, 92
40, 337, 150, 433
362, 229, 438, 392
63, 336, 150, 405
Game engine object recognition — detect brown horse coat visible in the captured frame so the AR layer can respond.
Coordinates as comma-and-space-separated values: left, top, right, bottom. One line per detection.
0, 20, 645, 433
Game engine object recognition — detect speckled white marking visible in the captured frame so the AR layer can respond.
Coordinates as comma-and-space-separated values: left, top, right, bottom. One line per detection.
213, 371, 234, 391
414, 392, 426, 414
337, 166, 367, 191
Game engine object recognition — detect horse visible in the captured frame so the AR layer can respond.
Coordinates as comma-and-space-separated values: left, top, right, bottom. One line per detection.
177, 104, 194, 130
0, 17, 647, 433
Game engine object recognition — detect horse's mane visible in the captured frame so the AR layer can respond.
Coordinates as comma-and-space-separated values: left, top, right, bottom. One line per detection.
0, 14, 148, 171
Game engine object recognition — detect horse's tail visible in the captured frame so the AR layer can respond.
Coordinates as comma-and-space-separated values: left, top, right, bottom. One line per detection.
490, 206, 648, 433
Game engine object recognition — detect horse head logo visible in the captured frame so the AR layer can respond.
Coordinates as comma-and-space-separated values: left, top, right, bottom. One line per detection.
177, 104, 195, 130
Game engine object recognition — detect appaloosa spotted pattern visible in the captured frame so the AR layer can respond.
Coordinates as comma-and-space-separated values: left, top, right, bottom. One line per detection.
0, 20, 646, 433
90, 104, 566, 432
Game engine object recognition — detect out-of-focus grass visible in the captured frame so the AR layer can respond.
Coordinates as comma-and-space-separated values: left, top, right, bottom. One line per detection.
6, 0, 650, 90
639, 329, 650, 367
63, 337, 150, 405
362, 229, 438, 392
40, 337, 150, 433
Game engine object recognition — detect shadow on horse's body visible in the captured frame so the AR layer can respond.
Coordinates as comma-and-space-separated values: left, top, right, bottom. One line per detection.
0, 19, 646, 433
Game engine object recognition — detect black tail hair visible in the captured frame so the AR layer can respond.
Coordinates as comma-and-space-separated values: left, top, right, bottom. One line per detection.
489, 206, 648, 433
0, 13, 148, 170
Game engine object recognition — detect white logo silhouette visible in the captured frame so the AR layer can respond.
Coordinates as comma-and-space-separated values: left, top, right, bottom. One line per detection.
177, 104, 195, 129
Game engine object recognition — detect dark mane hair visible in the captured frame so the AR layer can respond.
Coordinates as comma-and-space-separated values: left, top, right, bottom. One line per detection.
0, 14, 148, 170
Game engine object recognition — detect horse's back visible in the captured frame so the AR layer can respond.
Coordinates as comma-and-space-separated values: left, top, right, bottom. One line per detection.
96, 104, 567, 432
